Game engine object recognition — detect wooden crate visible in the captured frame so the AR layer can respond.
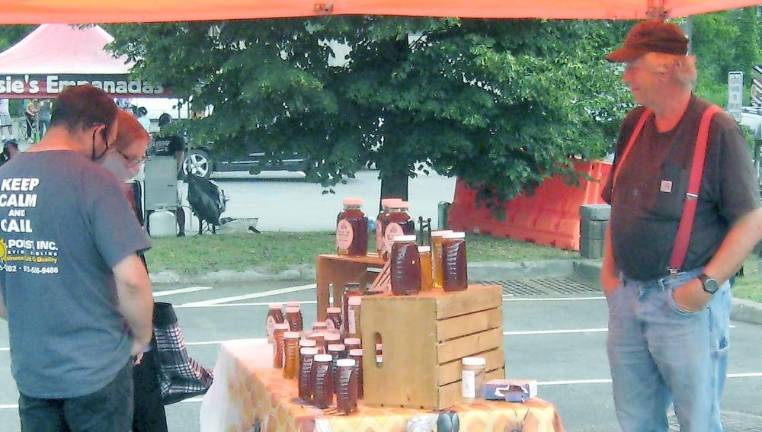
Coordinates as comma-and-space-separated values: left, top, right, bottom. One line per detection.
360, 284, 505, 410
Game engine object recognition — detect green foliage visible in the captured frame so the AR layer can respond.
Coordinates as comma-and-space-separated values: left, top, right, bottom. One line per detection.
0, 25, 33, 50
693, 8, 761, 106
107, 18, 630, 207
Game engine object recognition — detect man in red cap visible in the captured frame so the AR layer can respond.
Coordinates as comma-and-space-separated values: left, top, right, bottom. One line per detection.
601, 20, 762, 431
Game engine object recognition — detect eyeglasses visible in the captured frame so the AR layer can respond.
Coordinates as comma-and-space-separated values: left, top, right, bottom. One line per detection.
117, 150, 147, 167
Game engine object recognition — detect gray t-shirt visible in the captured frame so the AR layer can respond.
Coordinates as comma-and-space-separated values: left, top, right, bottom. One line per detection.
603, 95, 760, 281
0, 151, 150, 398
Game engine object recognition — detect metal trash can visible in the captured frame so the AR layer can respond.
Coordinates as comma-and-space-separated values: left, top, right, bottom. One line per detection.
579, 204, 611, 259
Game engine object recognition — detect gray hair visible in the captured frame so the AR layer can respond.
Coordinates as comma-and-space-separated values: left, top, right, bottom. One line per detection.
642, 52, 697, 90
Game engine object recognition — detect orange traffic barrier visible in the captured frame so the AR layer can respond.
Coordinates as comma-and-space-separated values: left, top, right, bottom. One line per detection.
448, 161, 612, 251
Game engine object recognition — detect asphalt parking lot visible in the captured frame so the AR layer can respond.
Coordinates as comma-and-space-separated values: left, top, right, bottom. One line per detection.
1, 278, 760, 431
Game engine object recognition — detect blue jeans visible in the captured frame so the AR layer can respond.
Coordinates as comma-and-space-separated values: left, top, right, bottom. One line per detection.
18, 360, 133, 432
607, 268, 731, 432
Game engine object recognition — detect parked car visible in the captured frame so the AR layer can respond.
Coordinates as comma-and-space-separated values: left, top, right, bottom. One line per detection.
183, 145, 307, 178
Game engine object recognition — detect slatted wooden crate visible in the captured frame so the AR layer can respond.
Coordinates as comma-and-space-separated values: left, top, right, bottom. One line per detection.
360, 284, 505, 409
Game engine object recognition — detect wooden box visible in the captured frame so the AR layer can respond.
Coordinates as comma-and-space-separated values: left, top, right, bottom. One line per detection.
360, 284, 505, 410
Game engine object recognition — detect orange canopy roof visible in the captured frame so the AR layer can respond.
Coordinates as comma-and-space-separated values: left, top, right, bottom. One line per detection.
0, 0, 759, 24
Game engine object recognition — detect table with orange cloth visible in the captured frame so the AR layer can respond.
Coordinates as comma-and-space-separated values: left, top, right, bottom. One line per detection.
200, 339, 565, 432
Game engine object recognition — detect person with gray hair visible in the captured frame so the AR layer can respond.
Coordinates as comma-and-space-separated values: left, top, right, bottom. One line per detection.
601, 20, 762, 431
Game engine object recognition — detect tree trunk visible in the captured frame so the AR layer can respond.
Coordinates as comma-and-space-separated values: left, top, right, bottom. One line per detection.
378, 168, 409, 214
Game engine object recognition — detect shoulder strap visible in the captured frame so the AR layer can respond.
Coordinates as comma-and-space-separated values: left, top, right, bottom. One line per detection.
667, 104, 722, 273
612, 108, 651, 192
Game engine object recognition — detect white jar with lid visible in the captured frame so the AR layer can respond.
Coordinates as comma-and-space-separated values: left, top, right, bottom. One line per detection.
461, 356, 486, 402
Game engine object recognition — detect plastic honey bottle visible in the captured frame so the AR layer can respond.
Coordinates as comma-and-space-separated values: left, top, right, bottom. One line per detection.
375, 198, 401, 255
383, 201, 413, 255
390, 235, 421, 296
336, 198, 368, 256
442, 232, 468, 291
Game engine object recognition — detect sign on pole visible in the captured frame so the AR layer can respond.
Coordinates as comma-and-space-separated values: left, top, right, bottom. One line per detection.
727, 71, 743, 121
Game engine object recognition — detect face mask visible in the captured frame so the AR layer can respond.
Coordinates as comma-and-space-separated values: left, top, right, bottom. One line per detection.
97, 150, 141, 182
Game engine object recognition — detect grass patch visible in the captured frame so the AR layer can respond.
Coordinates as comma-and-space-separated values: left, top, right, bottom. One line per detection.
144, 232, 578, 275
733, 257, 762, 302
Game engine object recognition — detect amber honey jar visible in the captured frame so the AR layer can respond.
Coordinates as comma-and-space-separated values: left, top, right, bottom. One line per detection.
311, 354, 335, 409
442, 232, 468, 292
265, 303, 284, 343
335, 359, 359, 415
336, 197, 368, 256
390, 235, 421, 296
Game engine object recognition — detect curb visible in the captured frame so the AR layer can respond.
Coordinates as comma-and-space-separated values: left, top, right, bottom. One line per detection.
150, 260, 762, 325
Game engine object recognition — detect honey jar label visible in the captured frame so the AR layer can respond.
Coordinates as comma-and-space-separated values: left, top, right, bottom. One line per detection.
336, 220, 354, 251
383, 222, 404, 252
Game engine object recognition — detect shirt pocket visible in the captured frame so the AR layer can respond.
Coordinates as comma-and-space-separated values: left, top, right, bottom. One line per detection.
646, 162, 687, 220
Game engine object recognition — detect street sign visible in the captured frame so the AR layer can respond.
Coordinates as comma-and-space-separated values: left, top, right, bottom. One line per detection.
727, 71, 743, 121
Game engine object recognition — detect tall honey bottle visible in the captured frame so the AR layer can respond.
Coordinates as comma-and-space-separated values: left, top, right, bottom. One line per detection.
336, 197, 368, 257
442, 232, 468, 291
383, 201, 413, 255
375, 198, 401, 255
390, 235, 421, 296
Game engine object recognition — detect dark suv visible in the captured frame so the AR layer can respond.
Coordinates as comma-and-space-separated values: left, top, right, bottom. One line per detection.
183, 146, 306, 178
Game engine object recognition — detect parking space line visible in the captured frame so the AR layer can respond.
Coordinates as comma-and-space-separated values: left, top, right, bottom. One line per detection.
180, 284, 316, 307
154, 286, 213, 297
538, 373, 762, 387
505, 328, 608, 335
502, 296, 606, 301
176, 300, 317, 309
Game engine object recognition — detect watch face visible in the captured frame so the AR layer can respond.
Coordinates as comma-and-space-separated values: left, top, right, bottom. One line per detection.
703, 277, 720, 294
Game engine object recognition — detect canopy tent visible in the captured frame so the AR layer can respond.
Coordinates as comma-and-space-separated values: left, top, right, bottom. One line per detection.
0, 24, 167, 98
0, 0, 759, 24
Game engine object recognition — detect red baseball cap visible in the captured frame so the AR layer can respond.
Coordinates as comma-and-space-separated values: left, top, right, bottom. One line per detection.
606, 20, 689, 63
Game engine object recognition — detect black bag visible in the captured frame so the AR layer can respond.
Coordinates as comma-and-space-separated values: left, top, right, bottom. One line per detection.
186, 174, 226, 226
153, 302, 214, 405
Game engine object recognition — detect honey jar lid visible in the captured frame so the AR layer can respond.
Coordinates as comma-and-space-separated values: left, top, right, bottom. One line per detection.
444, 232, 466, 239
324, 333, 341, 341
314, 354, 333, 362
268, 303, 282, 309
462, 357, 486, 366
349, 349, 363, 356
285, 306, 301, 313
337, 359, 356, 367
343, 197, 364, 206
327, 344, 345, 352
343, 337, 361, 345
381, 198, 402, 208
299, 339, 317, 347
392, 235, 417, 243
300, 347, 319, 355
284, 331, 301, 339
431, 230, 453, 237
326, 307, 341, 314
286, 301, 301, 308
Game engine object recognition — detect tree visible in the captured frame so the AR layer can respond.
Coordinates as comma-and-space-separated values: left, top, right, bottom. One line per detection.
109, 18, 630, 208
0, 26, 33, 51
692, 8, 761, 105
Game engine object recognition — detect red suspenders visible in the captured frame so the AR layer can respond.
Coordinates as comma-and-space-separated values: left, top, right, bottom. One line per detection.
612, 104, 721, 275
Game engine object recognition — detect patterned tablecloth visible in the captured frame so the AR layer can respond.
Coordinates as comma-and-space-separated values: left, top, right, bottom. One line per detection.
200, 339, 565, 432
